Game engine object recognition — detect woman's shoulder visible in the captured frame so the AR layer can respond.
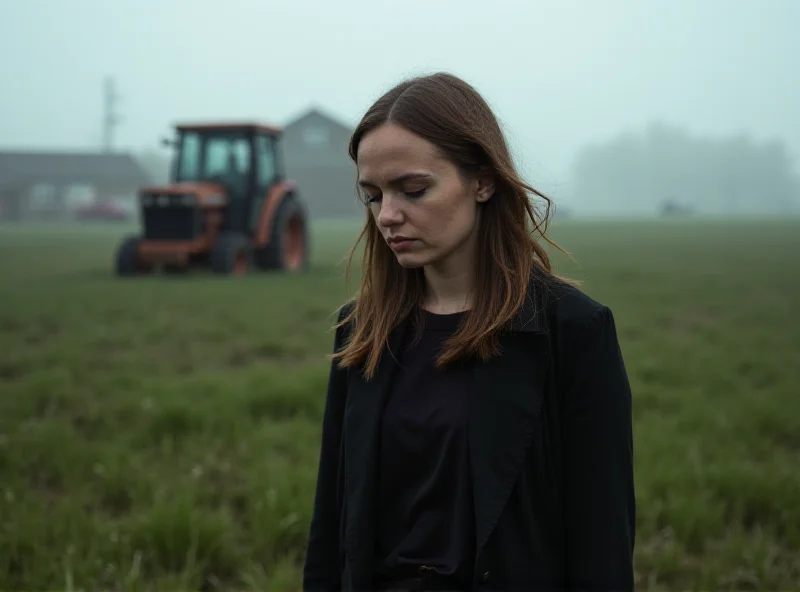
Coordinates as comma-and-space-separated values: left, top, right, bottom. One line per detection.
331, 299, 357, 340
530, 273, 616, 340
335, 299, 357, 322
542, 277, 607, 318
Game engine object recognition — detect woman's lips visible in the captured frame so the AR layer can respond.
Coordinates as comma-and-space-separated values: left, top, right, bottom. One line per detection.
388, 237, 417, 252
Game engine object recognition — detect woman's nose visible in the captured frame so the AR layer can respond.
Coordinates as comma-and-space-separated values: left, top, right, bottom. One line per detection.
377, 195, 403, 227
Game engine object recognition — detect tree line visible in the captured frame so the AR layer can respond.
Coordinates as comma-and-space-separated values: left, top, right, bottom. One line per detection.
566, 122, 800, 216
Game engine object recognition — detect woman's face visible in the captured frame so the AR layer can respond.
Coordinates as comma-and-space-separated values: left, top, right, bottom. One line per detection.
356, 123, 492, 272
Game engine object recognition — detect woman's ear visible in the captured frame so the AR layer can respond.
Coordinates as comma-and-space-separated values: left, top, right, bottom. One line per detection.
475, 170, 496, 203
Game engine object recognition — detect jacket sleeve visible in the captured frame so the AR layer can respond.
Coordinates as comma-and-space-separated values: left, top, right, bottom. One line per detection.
560, 305, 636, 591
303, 305, 352, 592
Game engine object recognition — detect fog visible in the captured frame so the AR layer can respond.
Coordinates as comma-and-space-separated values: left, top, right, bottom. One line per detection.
1, 0, 798, 217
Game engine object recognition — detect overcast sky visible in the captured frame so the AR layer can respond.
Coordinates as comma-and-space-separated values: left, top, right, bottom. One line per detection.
1, 0, 797, 198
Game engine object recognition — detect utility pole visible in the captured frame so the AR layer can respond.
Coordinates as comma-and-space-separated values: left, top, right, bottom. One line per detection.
102, 76, 122, 152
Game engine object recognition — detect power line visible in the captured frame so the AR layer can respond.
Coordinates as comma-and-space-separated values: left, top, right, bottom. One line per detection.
102, 76, 122, 152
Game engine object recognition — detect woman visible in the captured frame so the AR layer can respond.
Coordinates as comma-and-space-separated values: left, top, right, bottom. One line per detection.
303, 72, 635, 592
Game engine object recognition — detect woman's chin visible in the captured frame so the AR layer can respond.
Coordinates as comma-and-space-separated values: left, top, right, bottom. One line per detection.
393, 252, 427, 269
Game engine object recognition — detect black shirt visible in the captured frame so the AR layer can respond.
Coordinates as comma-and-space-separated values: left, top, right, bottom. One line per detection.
374, 308, 475, 588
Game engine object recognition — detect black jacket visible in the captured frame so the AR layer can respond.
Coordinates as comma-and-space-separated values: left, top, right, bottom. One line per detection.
303, 274, 636, 591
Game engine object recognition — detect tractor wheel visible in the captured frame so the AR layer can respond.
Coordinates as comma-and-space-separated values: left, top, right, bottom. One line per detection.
115, 235, 153, 276
210, 232, 251, 276
255, 194, 309, 272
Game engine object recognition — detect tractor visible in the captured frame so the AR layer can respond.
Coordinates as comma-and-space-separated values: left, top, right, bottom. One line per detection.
115, 121, 309, 276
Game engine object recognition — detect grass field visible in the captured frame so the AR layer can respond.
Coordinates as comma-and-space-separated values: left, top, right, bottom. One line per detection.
1, 218, 799, 591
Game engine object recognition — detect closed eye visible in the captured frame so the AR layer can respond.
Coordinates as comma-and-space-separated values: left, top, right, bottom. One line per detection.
360, 188, 427, 204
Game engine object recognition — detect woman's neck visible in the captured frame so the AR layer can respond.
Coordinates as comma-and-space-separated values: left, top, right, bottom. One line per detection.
420, 222, 479, 315
421, 262, 473, 315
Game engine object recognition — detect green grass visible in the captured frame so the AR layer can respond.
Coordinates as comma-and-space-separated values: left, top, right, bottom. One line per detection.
1, 217, 799, 591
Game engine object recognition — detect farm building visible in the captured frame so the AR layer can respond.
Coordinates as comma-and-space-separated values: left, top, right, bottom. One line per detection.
281, 108, 362, 220
0, 107, 363, 222
0, 151, 150, 221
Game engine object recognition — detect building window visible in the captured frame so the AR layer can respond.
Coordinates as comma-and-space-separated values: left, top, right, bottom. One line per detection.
302, 125, 330, 147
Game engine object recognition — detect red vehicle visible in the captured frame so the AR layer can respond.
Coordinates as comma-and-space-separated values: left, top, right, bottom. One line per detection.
75, 197, 132, 222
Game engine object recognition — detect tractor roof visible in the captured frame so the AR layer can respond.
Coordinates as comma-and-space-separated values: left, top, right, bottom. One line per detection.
174, 121, 283, 135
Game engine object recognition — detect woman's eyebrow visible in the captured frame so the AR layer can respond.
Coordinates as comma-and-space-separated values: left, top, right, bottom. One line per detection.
358, 173, 433, 188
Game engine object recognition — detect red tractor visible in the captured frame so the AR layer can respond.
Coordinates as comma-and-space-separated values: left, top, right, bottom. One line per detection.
115, 121, 309, 275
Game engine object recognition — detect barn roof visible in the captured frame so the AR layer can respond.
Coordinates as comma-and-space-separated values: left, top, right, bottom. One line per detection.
0, 151, 151, 188
283, 107, 354, 136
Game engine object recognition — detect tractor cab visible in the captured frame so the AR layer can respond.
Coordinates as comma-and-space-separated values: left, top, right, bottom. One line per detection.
115, 121, 309, 276
169, 122, 284, 235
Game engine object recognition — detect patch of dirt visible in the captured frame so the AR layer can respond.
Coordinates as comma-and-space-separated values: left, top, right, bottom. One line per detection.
0, 360, 26, 381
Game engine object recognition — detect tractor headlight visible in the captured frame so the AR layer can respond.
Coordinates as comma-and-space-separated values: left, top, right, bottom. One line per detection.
141, 194, 154, 207
157, 195, 170, 207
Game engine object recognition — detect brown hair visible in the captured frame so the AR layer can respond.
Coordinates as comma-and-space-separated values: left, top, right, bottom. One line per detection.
332, 72, 573, 379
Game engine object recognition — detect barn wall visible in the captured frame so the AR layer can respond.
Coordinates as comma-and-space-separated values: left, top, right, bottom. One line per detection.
282, 110, 361, 220
288, 164, 363, 220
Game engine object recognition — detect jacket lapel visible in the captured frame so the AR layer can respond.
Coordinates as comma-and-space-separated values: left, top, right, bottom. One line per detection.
469, 284, 552, 571
342, 317, 409, 585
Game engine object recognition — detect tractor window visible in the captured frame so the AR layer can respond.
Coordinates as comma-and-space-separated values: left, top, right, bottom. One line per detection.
177, 133, 202, 180
255, 135, 277, 187
175, 131, 251, 188
205, 137, 251, 178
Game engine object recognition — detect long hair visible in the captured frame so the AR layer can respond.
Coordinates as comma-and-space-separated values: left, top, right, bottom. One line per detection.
332, 72, 573, 380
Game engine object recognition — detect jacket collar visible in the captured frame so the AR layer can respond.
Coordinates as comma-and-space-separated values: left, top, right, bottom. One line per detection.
509, 273, 549, 334
502, 264, 559, 335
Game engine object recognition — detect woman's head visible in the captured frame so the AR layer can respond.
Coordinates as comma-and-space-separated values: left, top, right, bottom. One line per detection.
355, 120, 494, 273
335, 72, 569, 378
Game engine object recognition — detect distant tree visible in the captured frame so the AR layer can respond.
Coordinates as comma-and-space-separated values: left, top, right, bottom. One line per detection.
568, 122, 800, 216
